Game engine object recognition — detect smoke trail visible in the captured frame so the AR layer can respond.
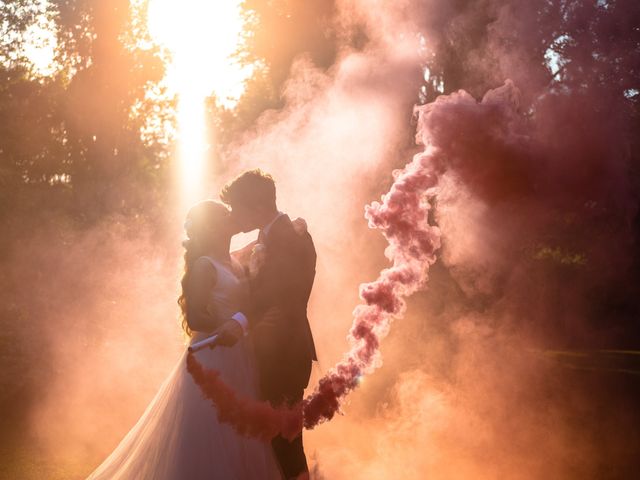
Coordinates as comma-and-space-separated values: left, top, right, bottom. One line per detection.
302, 140, 442, 427
186, 353, 303, 440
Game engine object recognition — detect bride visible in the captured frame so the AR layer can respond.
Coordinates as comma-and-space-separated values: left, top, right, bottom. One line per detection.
86, 200, 282, 479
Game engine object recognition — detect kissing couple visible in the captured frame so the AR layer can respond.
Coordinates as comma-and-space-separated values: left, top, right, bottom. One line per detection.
87, 169, 318, 480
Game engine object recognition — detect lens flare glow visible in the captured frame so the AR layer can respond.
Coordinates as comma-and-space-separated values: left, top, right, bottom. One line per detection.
23, 24, 57, 76
6, 0, 58, 77
147, 0, 252, 206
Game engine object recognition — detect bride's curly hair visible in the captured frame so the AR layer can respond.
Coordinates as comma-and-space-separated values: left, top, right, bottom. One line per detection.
178, 200, 230, 338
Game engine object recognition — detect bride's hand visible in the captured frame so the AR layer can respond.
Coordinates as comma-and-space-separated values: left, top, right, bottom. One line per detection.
292, 217, 308, 236
231, 240, 257, 266
211, 319, 243, 347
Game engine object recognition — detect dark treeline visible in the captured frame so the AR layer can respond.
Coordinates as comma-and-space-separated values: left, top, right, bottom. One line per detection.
2, 0, 638, 234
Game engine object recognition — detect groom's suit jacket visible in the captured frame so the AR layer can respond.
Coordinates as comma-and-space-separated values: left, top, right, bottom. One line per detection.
248, 214, 317, 403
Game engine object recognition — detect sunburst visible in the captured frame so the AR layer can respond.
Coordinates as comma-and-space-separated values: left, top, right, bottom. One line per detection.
147, 0, 252, 206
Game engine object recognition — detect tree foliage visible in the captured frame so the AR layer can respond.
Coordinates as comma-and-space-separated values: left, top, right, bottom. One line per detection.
0, 0, 170, 234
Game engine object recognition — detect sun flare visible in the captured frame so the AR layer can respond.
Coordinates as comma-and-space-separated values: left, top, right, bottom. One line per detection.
147, 0, 251, 207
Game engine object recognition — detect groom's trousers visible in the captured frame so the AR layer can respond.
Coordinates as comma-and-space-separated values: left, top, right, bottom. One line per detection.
260, 355, 313, 479
271, 389, 307, 479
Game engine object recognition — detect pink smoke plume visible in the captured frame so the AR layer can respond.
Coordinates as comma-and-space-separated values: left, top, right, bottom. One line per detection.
188, 81, 521, 438
302, 140, 442, 427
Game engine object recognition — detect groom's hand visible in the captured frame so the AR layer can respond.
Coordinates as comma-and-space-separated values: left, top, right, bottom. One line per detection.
211, 319, 243, 347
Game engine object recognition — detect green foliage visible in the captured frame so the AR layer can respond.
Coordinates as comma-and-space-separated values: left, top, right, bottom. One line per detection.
533, 245, 587, 267
0, 0, 172, 231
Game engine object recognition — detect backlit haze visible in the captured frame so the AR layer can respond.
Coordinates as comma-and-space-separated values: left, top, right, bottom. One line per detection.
2, 1, 639, 480
147, 0, 252, 207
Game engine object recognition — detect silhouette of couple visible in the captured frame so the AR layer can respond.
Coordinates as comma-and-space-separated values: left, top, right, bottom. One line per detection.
87, 170, 317, 480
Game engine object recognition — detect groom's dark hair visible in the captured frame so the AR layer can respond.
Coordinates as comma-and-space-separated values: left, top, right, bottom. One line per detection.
220, 168, 276, 209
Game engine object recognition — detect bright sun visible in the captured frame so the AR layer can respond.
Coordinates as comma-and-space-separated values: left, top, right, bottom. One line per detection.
147, 0, 252, 207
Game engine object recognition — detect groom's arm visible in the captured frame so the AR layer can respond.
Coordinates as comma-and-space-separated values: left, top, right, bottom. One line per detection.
250, 229, 314, 321
212, 239, 299, 344
214, 230, 315, 345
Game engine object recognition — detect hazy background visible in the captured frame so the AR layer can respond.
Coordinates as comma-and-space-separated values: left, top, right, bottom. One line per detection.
1, 1, 639, 479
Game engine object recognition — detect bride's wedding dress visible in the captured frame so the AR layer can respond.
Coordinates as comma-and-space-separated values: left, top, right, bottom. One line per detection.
87, 257, 282, 480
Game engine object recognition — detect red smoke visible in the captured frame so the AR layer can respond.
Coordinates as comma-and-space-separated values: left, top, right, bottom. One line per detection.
303, 141, 442, 427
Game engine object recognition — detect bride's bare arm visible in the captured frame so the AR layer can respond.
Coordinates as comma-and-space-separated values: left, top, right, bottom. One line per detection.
185, 258, 224, 333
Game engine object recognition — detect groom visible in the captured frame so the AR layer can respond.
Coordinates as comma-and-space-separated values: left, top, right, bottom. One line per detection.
215, 169, 317, 480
